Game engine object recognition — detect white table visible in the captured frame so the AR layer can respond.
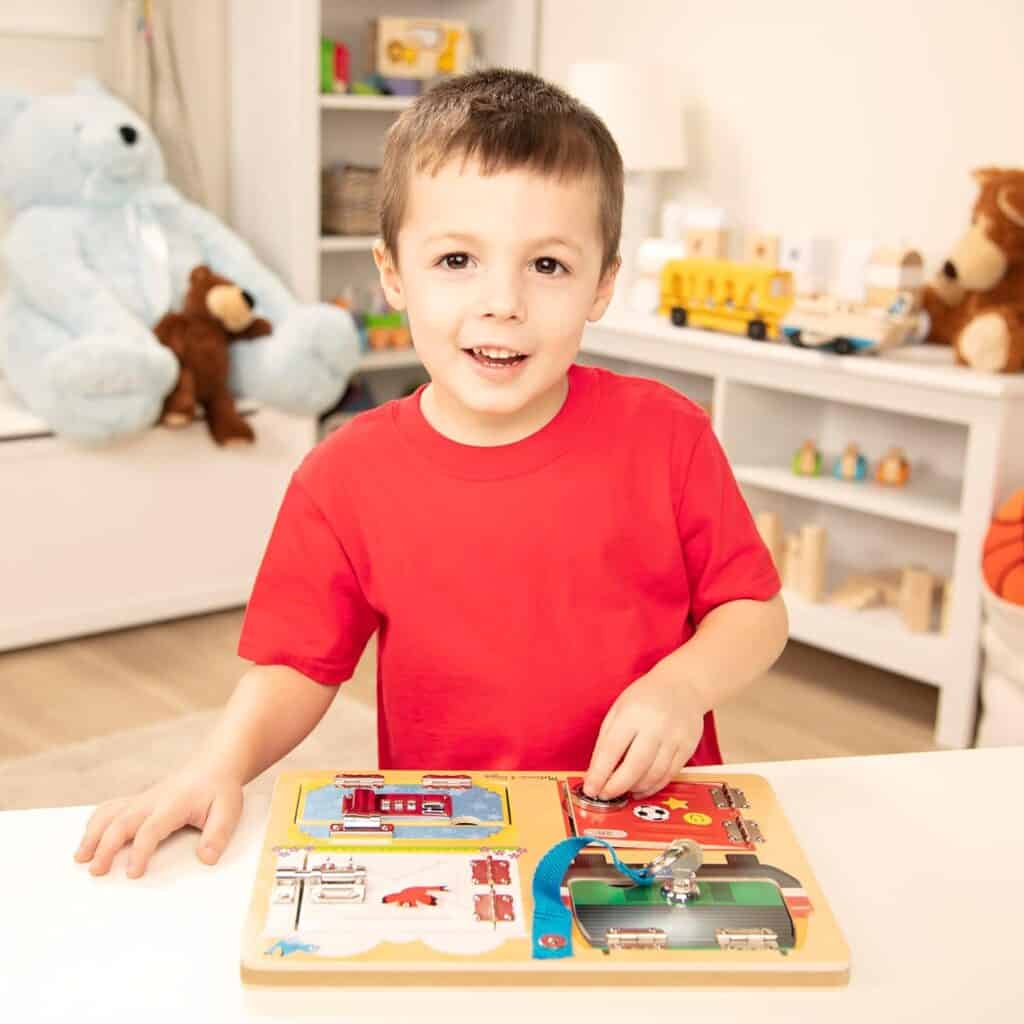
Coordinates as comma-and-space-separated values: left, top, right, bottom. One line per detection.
3, 749, 1022, 1022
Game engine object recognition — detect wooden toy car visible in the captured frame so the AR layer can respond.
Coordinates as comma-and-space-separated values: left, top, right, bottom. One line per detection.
780, 292, 928, 355
659, 258, 795, 341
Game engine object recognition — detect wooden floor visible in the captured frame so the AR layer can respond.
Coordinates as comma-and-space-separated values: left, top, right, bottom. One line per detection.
0, 608, 940, 764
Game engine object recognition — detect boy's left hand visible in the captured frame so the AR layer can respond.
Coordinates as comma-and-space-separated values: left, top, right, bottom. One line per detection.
583, 671, 705, 801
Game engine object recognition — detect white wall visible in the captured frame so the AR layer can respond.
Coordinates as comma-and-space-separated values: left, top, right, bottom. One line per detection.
540, 0, 1023, 273
0, 0, 228, 221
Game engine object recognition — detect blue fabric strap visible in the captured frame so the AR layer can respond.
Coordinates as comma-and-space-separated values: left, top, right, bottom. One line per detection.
531, 837, 656, 960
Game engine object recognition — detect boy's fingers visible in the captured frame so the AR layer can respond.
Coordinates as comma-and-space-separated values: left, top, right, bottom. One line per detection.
75, 800, 127, 862
601, 734, 660, 800
584, 722, 636, 798
630, 745, 678, 799
88, 809, 147, 876
197, 789, 243, 865
126, 807, 187, 878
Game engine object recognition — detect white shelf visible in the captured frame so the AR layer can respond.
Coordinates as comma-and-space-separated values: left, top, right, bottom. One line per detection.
319, 94, 415, 112
590, 313, 1024, 401
733, 464, 962, 534
784, 585, 951, 688
319, 93, 415, 111
320, 235, 377, 253
357, 349, 421, 371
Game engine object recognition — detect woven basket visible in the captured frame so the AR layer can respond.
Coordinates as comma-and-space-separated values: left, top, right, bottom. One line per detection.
321, 164, 382, 236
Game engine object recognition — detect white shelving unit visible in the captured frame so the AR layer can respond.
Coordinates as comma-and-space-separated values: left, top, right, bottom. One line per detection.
230, 0, 539, 306
579, 312, 1024, 749
230, 0, 539, 414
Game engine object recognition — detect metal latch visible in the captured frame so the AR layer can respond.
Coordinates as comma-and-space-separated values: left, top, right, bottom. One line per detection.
606, 928, 667, 951
309, 862, 367, 904
724, 817, 764, 844
273, 858, 367, 905
710, 784, 749, 809
716, 928, 778, 951
642, 838, 703, 905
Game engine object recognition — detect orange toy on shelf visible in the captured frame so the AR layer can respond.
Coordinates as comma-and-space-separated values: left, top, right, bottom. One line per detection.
983, 490, 1024, 604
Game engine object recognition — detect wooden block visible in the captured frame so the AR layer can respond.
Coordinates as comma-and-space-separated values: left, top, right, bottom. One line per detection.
827, 579, 882, 610
685, 227, 729, 260
848, 569, 902, 606
797, 524, 827, 603
782, 534, 802, 590
755, 512, 784, 571
744, 232, 780, 267
899, 566, 934, 633
940, 578, 953, 633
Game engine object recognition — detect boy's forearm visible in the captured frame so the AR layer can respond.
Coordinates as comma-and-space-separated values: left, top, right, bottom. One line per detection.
649, 594, 789, 712
191, 665, 340, 785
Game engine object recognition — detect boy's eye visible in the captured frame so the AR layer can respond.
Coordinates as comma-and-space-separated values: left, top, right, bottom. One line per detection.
439, 252, 470, 270
534, 257, 568, 276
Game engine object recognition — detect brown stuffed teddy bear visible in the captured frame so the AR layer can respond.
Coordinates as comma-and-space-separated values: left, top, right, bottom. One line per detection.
153, 266, 272, 444
922, 167, 1024, 373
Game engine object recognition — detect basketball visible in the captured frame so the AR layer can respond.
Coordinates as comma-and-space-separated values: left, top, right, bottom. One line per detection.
983, 490, 1024, 604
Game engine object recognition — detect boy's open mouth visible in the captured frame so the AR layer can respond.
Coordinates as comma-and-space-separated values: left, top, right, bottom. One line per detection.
462, 346, 529, 368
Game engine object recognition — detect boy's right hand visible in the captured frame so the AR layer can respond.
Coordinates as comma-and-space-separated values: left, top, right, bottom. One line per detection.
74, 767, 244, 879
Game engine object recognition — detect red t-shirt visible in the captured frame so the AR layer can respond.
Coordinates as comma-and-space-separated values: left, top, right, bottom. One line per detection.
238, 363, 780, 772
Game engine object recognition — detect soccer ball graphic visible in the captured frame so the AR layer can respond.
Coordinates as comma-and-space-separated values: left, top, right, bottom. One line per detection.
632, 804, 669, 822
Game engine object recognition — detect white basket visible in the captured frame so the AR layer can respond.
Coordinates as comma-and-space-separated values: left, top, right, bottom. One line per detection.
979, 584, 1024, 745
981, 585, 1024, 652
977, 668, 1024, 747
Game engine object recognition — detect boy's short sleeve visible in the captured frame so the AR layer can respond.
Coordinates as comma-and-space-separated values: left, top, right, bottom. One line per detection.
238, 476, 380, 684
677, 422, 781, 625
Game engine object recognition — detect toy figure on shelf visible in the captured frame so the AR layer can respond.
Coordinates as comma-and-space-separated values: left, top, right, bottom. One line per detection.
792, 440, 823, 477
660, 257, 794, 341
876, 447, 911, 487
780, 247, 929, 356
833, 443, 868, 482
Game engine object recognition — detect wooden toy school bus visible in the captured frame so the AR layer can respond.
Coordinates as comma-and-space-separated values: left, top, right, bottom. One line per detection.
659, 259, 795, 340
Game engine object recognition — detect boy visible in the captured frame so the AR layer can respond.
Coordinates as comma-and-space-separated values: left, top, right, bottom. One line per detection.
76, 69, 787, 879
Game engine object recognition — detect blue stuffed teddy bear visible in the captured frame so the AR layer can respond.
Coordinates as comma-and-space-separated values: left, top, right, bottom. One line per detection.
0, 80, 360, 443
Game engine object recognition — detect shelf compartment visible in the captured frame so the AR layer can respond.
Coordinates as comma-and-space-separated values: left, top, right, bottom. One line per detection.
784, 583, 952, 689
732, 463, 961, 534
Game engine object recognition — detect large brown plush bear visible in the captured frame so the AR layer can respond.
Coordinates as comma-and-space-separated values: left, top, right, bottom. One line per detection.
153, 266, 272, 444
923, 167, 1024, 373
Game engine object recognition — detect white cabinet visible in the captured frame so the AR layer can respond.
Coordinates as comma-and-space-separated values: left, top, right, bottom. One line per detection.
579, 313, 1024, 749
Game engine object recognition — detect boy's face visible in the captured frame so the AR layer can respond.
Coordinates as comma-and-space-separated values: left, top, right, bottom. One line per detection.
374, 157, 618, 444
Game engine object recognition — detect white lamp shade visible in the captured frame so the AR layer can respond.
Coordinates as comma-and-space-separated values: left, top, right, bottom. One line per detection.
567, 62, 687, 171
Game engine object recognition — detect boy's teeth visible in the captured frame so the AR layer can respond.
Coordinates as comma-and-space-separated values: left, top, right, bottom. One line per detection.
473, 347, 523, 359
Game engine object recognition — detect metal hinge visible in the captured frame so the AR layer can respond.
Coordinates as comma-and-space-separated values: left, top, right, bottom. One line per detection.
716, 928, 779, 951
606, 928, 668, 951
473, 892, 515, 923
471, 856, 511, 886
724, 817, 764, 844
710, 784, 749, 809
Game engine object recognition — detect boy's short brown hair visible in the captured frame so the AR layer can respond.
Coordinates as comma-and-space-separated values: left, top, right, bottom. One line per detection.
379, 68, 624, 277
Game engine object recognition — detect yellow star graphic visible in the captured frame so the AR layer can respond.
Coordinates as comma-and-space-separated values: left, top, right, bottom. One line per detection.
663, 798, 689, 811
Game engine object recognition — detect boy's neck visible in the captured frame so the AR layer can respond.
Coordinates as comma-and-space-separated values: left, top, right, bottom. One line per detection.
419, 375, 570, 447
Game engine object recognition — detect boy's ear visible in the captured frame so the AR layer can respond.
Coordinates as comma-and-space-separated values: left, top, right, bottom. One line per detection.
373, 241, 406, 311
586, 259, 620, 322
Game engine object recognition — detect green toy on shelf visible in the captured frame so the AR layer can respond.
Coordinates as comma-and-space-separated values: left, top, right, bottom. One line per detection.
792, 440, 823, 477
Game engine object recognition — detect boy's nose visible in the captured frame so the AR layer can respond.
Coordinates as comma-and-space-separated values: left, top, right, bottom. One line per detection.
480, 271, 526, 321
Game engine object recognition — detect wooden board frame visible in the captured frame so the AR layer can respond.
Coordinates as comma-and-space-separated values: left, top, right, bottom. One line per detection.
242, 770, 849, 987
